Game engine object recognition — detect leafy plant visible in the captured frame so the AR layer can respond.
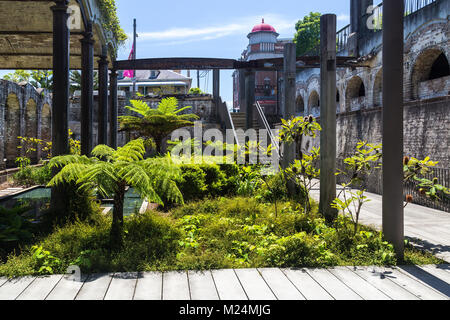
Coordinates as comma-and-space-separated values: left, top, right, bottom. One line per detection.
47, 139, 184, 250
332, 141, 382, 232
0, 206, 33, 244
30, 245, 62, 275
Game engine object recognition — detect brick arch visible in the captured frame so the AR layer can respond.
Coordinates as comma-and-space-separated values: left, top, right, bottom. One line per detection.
410, 47, 449, 100
5, 93, 21, 166
296, 95, 305, 115
308, 90, 320, 116
41, 103, 52, 145
373, 69, 383, 107
25, 99, 38, 161
345, 76, 366, 111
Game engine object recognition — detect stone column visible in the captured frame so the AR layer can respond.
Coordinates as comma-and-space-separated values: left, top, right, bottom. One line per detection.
319, 14, 338, 222
109, 69, 118, 149
98, 46, 109, 146
51, 0, 70, 157
382, 0, 404, 261
245, 71, 255, 130
80, 22, 95, 155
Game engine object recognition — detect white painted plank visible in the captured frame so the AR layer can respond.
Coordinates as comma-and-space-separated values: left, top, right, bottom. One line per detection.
162, 271, 190, 300
377, 266, 448, 300
258, 268, 305, 300
305, 268, 362, 300
282, 269, 333, 300
46, 275, 88, 300
133, 272, 163, 300
350, 266, 419, 300
0, 277, 36, 300
234, 269, 276, 300
0, 278, 8, 287
16, 275, 63, 300
75, 273, 113, 300
188, 271, 219, 300
329, 267, 390, 300
436, 265, 450, 273
211, 269, 247, 300
418, 265, 450, 284
104, 272, 138, 300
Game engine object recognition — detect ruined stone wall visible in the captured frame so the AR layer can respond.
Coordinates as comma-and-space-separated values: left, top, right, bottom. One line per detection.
296, 8, 450, 173
0, 80, 51, 168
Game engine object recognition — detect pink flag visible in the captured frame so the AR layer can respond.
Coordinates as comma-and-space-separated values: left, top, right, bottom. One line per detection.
123, 44, 134, 78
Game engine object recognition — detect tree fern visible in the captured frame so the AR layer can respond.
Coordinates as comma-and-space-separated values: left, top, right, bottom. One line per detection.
47, 139, 183, 250
119, 97, 199, 154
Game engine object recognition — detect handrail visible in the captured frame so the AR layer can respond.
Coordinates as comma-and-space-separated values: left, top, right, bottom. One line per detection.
255, 101, 280, 156
217, 98, 240, 147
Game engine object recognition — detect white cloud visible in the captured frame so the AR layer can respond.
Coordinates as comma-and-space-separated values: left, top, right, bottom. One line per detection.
133, 14, 297, 46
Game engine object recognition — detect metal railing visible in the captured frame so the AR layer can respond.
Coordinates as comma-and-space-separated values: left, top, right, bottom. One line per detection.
337, 24, 351, 53
255, 101, 280, 157
217, 98, 240, 147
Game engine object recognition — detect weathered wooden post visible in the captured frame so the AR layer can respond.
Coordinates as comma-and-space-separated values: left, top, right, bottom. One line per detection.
382, 0, 405, 260
245, 70, 255, 130
50, 0, 70, 212
109, 69, 118, 149
281, 42, 296, 170
319, 14, 338, 222
98, 46, 109, 146
80, 22, 95, 155
239, 69, 246, 113
213, 69, 220, 119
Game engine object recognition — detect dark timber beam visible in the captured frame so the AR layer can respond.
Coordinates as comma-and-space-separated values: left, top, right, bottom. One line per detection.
238, 69, 246, 113
213, 69, 220, 118
319, 14, 338, 222
50, 0, 70, 213
281, 42, 296, 170
245, 70, 255, 130
382, 0, 405, 261
109, 69, 118, 149
80, 22, 95, 155
98, 45, 109, 146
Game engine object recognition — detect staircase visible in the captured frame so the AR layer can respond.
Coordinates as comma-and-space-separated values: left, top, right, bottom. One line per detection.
230, 113, 260, 145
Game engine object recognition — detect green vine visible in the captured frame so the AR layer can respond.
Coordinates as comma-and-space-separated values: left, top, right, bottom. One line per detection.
97, 0, 127, 51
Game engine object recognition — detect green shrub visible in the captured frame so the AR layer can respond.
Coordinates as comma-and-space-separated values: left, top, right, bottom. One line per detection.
12, 164, 52, 187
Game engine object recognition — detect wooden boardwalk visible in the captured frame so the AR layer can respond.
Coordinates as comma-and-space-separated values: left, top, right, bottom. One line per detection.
0, 265, 449, 300
310, 185, 450, 263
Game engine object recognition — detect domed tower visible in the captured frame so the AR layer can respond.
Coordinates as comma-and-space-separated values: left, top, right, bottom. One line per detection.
246, 19, 283, 61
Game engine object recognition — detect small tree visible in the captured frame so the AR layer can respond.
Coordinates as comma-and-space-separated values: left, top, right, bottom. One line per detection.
47, 139, 184, 250
332, 141, 382, 234
119, 97, 199, 154
294, 12, 322, 56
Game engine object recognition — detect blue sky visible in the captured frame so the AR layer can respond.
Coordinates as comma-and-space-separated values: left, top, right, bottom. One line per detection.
115, 0, 351, 105
0, 1, 351, 106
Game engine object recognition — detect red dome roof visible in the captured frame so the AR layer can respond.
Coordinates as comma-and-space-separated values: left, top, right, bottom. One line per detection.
251, 19, 276, 33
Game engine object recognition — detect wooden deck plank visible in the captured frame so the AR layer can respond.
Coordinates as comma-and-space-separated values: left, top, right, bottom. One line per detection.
258, 268, 305, 300
133, 272, 162, 300
0, 277, 36, 300
75, 273, 113, 300
188, 271, 219, 301
282, 269, 333, 300
305, 268, 362, 300
349, 266, 419, 300
329, 267, 390, 300
0, 278, 8, 287
211, 269, 247, 300
234, 269, 276, 300
162, 271, 190, 300
397, 266, 450, 298
418, 265, 450, 284
46, 275, 88, 300
371, 266, 448, 300
104, 272, 138, 300
16, 275, 63, 300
